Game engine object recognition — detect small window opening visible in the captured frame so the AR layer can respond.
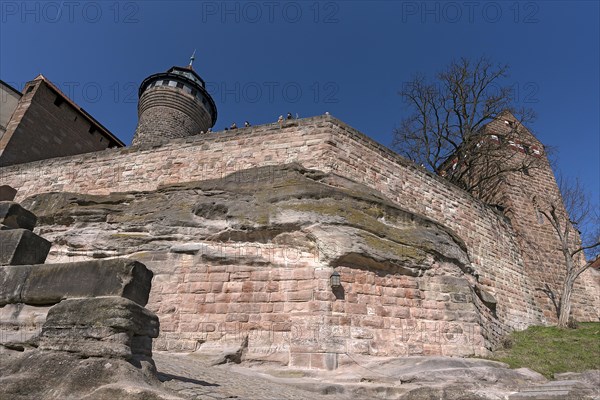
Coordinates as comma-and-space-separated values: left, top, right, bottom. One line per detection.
26, 86, 35, 94
162, 80, 170, 86
88, 126, 97, 134
176, 82, 184, 89
53, 96, 64, 107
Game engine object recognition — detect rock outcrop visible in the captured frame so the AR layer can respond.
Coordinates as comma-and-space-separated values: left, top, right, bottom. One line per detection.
0, 190, 178, 400
21, 164, 496, 366
0, 160, 597, 398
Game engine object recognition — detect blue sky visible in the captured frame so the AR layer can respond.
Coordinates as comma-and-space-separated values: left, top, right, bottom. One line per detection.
1, 1, 598, 211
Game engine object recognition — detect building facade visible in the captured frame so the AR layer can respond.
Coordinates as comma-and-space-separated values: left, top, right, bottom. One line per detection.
0, 76, 124, 167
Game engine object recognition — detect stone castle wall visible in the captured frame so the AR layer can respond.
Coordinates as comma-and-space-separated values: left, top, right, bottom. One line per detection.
139, 250, 489, 367
133, 86, 213, 146
1, 115, 597, 365
461, 116, 599, 322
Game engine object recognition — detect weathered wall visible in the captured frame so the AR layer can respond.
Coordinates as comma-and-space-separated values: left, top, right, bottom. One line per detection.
1, 115, 597, 363
0, 117, 332, 195
456, 116, 599, 323
20, 164, 491, 366
141, 252, 488, 367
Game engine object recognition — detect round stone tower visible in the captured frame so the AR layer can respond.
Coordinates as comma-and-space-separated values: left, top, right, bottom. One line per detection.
132, 60, 217, 146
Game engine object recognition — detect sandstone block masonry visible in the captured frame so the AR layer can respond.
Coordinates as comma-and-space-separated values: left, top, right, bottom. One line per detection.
133, 86, 213, 146
0, 115, 597, 363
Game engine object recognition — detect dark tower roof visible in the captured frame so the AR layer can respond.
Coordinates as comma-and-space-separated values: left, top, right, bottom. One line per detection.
168, 66, 205, 87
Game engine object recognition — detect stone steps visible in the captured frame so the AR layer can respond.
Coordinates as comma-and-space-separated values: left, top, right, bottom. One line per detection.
509, 379, 597, 399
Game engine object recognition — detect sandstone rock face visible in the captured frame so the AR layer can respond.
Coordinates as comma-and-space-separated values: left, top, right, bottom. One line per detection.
0, 253, 170, 398
23, 164, 498, 366
40, 297, 159, 359
0, 349, 183, 400
0, 189, 181, 399
0, 198, 50, 266
0, 295, 171, 400
0, 303, 51, 348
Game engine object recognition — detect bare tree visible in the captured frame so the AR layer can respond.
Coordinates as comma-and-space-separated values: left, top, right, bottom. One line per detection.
393, 57, 540, 201
534, 176, 600, 328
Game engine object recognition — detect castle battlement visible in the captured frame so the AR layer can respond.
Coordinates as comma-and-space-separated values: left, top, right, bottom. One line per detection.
3, 112, 598, 365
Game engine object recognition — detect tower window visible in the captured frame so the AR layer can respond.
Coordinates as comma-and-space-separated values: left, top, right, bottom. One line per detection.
162, 80, 169, 86
53, 96, 64, 107
529, 146, 542, 157
176, 82, 184, 89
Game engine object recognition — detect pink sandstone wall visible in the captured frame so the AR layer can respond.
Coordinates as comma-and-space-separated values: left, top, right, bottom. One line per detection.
1, 115, 597, 365
136, 249, 488, 367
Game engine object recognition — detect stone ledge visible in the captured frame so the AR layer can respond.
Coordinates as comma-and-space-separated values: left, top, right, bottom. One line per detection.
0, 229, 50, 266
0, 185, 17, 201
0, 201, 36, 230
0, 258, 153, 307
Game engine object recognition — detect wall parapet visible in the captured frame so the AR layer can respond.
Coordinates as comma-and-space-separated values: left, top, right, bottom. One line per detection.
0, 114, 495, 211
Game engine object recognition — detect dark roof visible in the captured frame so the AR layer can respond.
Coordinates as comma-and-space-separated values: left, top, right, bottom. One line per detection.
167, 66, 206, 87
